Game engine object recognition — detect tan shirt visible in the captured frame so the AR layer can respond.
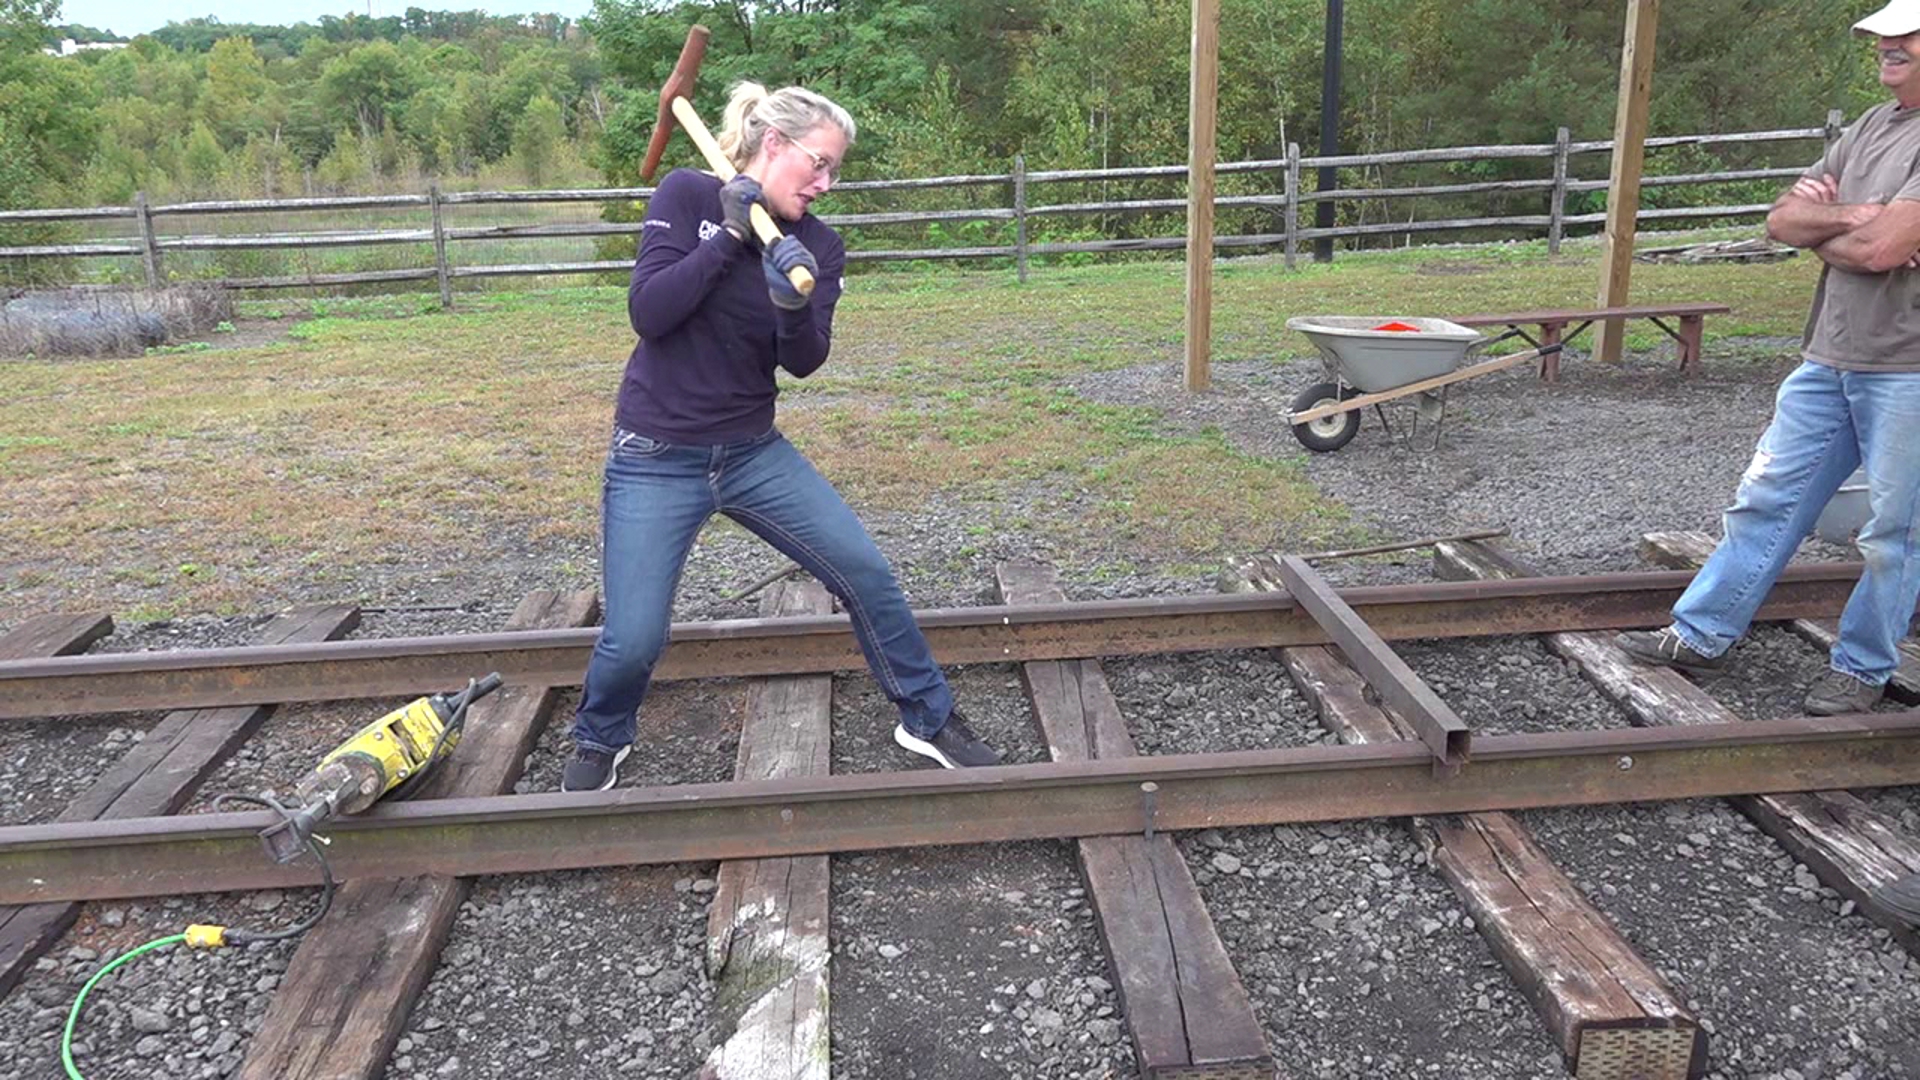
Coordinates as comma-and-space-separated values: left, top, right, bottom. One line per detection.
1803, 102, 1920, 372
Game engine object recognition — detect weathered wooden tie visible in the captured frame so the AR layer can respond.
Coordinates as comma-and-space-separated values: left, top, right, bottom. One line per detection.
1000, 561, 1277, 1080
1442, 538, 1920, 958
237, 590, 598, 1080
0, 605, 356, 1000
1223, 561, 1705, 1080
1638, 531, 1920, 702
0, 612, 113, 661
701, 581, 833, 1080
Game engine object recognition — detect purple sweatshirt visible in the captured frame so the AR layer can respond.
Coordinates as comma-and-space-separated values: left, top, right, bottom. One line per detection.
613, 168, 846, 444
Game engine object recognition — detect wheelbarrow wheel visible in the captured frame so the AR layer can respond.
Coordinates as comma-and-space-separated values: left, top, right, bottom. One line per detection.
1290, 381, 1361, 452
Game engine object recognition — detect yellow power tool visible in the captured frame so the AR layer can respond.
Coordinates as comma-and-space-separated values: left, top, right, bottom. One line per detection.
258, 673, 503, 862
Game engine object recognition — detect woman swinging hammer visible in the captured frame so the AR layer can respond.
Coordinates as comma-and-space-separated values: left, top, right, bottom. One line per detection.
563, 81, 1002, 792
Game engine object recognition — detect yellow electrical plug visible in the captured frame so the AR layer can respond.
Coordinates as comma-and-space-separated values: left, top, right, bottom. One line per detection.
183, 925, 228, 948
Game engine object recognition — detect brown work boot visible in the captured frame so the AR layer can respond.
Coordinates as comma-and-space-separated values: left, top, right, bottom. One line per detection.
1803, 670, 1885, 716
1613, 628, 1728, 674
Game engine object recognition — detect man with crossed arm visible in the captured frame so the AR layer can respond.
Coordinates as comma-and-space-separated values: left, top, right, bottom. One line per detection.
1616, 0, 1920, 924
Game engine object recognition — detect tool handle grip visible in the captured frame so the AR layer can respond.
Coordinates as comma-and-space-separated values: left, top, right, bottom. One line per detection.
750, 204, 816, 295
670, 97, 815, 297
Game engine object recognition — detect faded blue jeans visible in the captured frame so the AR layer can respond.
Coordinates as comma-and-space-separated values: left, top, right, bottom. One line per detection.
1671, 360, 1920, 683
571, 426, 954, 752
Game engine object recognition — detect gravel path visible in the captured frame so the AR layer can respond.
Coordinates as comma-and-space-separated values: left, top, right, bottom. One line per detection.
6, 333, 1920, 1080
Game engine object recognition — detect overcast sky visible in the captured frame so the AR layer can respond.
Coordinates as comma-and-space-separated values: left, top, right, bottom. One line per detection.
58, 0, 594, 37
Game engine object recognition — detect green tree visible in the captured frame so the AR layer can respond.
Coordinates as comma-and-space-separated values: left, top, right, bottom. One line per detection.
183, 120, 225, 193
0, 0, 58, 55
315, 125, 372, 190
511, 92, 565, 185
0, 51, 99, 196
320, 39, 419, 135
201, 36, 274, 145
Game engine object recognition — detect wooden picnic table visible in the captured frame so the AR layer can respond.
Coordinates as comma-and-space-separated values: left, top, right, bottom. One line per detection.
1454, 302, 1732, 381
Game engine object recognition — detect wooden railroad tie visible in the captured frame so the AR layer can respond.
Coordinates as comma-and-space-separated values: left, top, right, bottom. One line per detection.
0, 605, 358, 1002
999, 560, 1277, 1080
701, 580, 833, 1080
1221, 560, 1707, 1080
238, 590, 599, 1080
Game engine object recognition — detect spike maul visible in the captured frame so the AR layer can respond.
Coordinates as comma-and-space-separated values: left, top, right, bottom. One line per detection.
258, 672, 505, 862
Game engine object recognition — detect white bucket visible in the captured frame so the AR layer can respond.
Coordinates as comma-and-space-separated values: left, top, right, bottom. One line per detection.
1813, 469, 1870, 546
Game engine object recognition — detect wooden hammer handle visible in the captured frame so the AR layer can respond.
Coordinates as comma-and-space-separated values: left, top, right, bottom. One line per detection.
668, 98, 816, 297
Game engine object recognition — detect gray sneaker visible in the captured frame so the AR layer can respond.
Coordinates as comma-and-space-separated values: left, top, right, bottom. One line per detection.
1614, 628, 1727, 674
1803, 669, 1885, 716
561, 745, 631, 792
894, 710, 1002, 769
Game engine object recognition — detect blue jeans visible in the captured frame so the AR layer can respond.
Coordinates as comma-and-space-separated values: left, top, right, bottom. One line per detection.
571, 426, 955, 752
1671, 361, 1920, 684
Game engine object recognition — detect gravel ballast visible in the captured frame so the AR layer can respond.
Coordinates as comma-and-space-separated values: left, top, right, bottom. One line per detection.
5, 334, 1920, 1079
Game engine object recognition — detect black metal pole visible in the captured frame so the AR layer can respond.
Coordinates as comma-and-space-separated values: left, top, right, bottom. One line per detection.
1315, 0, 1344, 263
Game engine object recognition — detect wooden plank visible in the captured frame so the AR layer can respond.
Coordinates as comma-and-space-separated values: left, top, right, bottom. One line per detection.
1425, 814, 1705, 1079
1453, 302, 1729, 326
1593, 0, 1663, 364
998, 561, 1274, 1079
1638, 530, 1920, 702
1270, 634, 1705, 1080
701, 580, 833, 1080
1184, 0, 1221, 393
0, 612, 112, 661
0, 612, 116, 999
60, 605, 362, 824
1273, 556, 1470, 770
0, 604, 356, 1000
237, 590, 599, 1080
1438, 539, 1920, 957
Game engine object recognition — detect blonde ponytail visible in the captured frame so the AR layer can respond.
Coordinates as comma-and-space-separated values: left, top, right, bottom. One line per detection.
715, 81, 773, 170
713, 81, 857, 172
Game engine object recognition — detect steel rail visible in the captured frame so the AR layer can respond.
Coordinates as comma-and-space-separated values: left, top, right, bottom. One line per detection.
1278, 555, 1472, 771
0, 565, 1877, 721
2, 711, 1915, 905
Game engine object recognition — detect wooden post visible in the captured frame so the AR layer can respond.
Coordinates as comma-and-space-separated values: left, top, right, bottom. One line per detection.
1825, 107, 1847, 156
133, 191, 162, 289
1013, 153, 1029, 284
1284, 142, 1301, 271
1548, 126, 1571, 255
429, 182, 453, 310
1593, 0, 1660, 365
1185, 0, 1220, 392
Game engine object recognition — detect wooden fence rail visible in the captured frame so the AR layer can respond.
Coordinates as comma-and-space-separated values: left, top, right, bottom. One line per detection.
0, 116, 1842, 298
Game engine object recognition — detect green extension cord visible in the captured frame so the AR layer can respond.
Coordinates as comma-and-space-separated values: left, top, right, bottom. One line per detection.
57, 791, 339, 1079
60, 933, 186, 1080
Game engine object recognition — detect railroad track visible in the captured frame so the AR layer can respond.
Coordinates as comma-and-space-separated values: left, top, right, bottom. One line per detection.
1, 545, 1917, 1080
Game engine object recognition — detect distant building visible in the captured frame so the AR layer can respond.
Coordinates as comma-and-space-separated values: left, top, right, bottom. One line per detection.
42, 39, 129, 57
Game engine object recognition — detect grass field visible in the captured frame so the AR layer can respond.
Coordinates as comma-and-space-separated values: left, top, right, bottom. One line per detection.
0, 230, 1822, 620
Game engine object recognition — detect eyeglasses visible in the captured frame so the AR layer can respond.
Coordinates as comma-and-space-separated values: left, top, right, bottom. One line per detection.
785, 135, 841, 183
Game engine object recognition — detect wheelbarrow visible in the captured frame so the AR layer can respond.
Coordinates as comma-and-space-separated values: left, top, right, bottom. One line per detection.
1284, 316, 1562, 452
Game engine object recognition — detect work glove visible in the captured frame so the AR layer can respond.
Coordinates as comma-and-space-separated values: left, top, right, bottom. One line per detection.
763, 235, 819, 311
718, 174, 761, 244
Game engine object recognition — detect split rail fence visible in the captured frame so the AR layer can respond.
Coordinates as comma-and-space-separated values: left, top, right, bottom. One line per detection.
0, 113, 1844, 301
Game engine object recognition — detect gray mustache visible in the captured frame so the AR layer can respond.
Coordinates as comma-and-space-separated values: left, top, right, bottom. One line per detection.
1885, 49, 1914, 63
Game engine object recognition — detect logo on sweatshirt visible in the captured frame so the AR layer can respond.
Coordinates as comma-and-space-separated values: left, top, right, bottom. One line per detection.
698, 220, 722, 241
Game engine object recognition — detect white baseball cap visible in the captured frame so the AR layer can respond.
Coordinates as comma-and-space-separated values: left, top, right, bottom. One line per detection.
1857, 0, 1920, 37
